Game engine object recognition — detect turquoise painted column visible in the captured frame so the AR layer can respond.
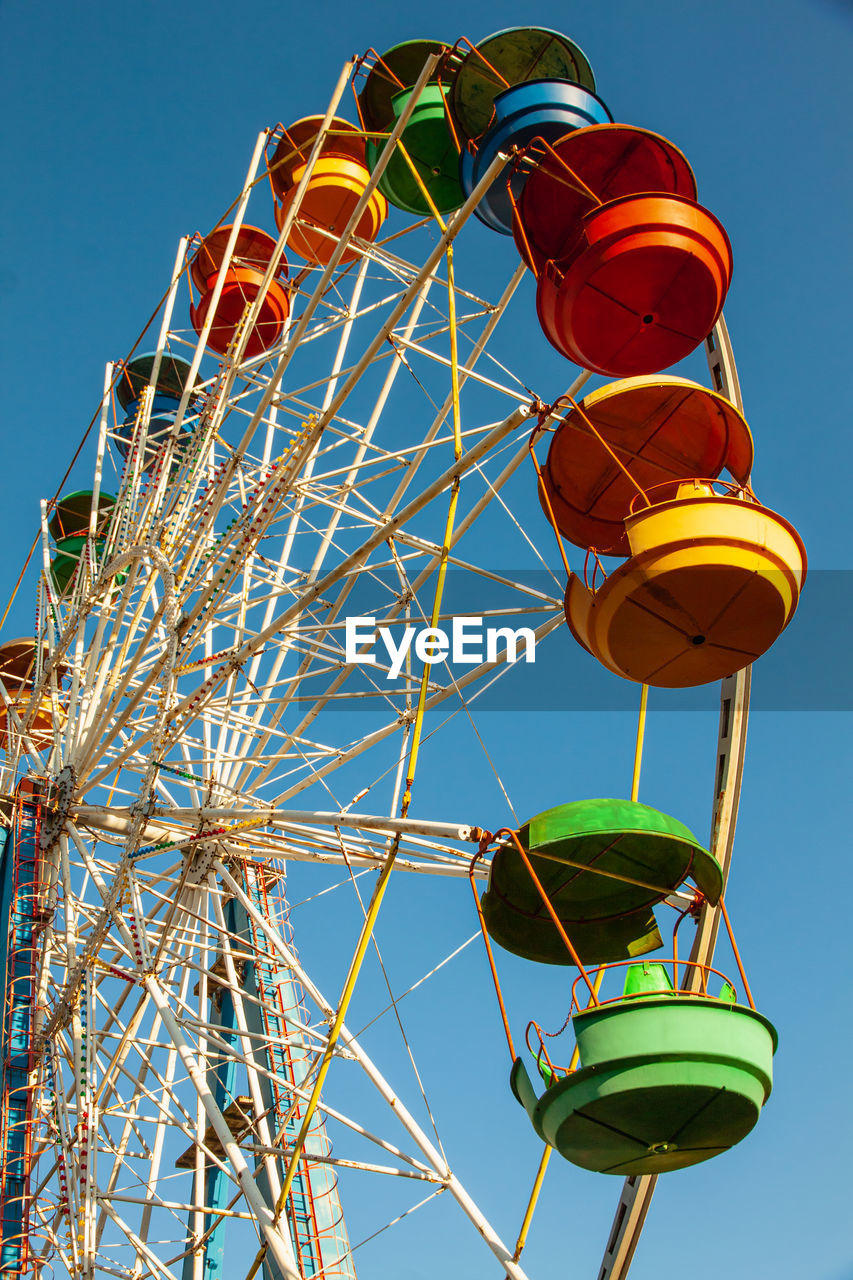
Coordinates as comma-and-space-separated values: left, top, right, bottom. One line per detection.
0, 785, 41, 1277
182, 900, 239, 1280
234, 871, 355, 1280
180, 876, 355, 1280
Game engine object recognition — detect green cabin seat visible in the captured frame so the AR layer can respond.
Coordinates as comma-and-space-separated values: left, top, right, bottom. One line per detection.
50, 539, 125, 595
358, 40, 454, 134
366, 84, 465, 216
481, 798, 721, 966
359, 39, 464, 217
511, 994, 776, 1175
622, 960, 673, 998
534, 1056, 558, 1088
50, 539, 89, 595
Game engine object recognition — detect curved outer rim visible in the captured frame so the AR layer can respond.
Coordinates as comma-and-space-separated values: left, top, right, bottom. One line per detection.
572, 993, 779, 1050
6, 57, 772, 1279
596, 318, 757, 1278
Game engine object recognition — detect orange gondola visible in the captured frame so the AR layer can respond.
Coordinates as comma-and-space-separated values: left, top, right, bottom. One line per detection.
536, 194, 732, 376
270, 117, 387, 265
0, 638, 67, 751
189, 225, 289, 358
540, 376, 753, 555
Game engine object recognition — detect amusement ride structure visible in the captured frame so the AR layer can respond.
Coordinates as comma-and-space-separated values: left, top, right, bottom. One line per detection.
0, 28, 806, 1280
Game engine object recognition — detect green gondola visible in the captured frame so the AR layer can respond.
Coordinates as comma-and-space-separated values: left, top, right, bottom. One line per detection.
512, 967, 777, 1174
482, 798, 721, 965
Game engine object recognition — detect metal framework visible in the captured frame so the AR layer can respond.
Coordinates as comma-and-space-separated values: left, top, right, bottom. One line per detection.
0, 58, 752, 1280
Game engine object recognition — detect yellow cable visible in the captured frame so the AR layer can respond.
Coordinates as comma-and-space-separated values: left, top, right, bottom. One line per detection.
395, 140, 448, 235
512, 1145, 552, 1261
393, 140, 462, 815
630, 684, 649, 803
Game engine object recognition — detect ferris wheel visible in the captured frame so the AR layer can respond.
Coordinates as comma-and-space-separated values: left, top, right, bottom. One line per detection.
0, 28, 806, 1280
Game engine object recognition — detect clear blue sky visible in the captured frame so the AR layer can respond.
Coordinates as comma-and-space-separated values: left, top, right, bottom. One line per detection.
1, 2, 850, 1277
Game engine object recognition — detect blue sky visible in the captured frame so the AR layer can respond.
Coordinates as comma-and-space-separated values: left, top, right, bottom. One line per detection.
2, 1, 851, 1277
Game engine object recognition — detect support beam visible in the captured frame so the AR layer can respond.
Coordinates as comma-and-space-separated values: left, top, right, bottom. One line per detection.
74, 804, 480, 844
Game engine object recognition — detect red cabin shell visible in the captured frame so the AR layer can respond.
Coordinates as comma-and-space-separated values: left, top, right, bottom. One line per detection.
189, 225, 290, 358
536, 194, 733, 377
514, 124, 697, 272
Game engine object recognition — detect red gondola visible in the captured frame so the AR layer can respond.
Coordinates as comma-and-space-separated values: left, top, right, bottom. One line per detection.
536, 194, 732, 376
190, 225, 290, 358
514, 123, 697, 272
